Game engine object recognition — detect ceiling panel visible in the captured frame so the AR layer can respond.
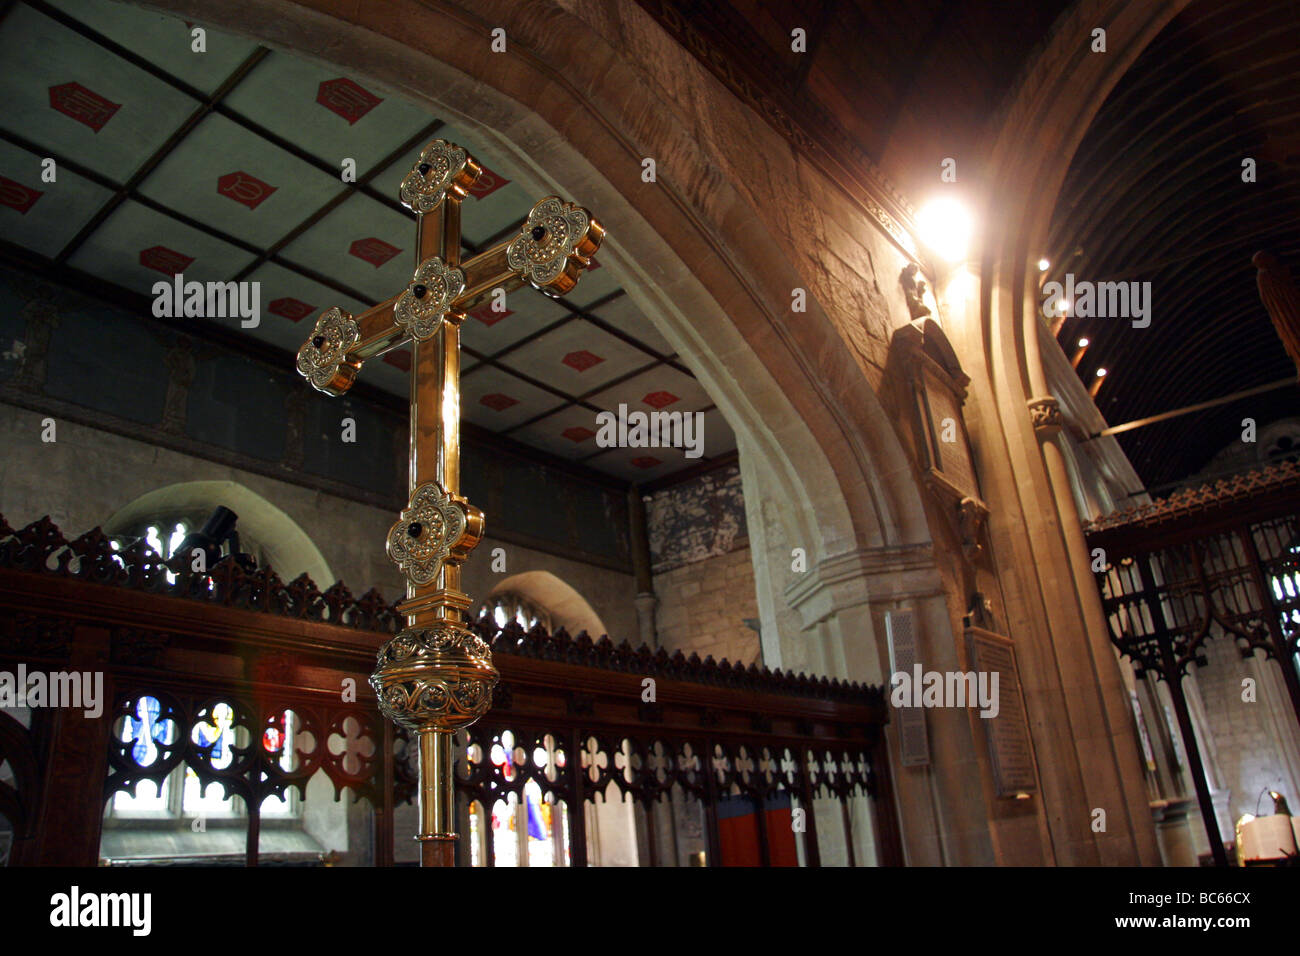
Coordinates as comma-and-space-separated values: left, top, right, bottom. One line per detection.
559, 251, 622, 309
586, 293, 675, 356
222, 51, 433, 171
67, 199, 256, 301
0, 138, 114, 257
582, 444, 693, 482
45, 0, 260, 94
497, 321, 655, 392
461, 363, 566, 431
580, 406, 736, 477
276, 192, 415, 302
584, 364, 710, 416
243, 261, 368, 352
460, 288, 571, 357
136, 113, 344, 248
508, 403, 612, 460
0, 4, 199, 182
366, 343, 415, 395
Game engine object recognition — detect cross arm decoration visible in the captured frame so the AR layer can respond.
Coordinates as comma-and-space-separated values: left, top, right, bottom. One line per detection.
296, 143, 603, 397
292, 138, 603, 866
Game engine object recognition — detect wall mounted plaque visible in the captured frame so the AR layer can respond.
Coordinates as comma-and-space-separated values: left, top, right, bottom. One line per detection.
966, 626, 1038, 797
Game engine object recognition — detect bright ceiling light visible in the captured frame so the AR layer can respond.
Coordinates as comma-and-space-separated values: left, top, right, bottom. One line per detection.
1077, 337, 1089, 348
1096, 368, 1107, 377
1037, 258, 1050, 271
1058, 299, 1072, 317
917, 197, 974, 263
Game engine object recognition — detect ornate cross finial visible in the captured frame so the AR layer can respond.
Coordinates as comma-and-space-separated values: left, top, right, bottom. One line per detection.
293, 139, 603, 866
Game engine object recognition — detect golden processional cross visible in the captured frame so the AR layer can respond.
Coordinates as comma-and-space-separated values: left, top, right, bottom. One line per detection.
295, 140, 603, 867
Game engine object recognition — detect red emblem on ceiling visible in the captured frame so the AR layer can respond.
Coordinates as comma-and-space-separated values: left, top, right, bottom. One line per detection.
480, 393, 519, 412
0, 177, 43, 215
49, 82, 121, 133
383, 349, 411, 372
642, 391, 679, 409
268, 297, 315, 322
467, 162, 510, 200
217, 171, 277, 210
349, 237, 401, 268
316, 78, 383, 125
468, 304, 513, 327
562, 426, 595, 442
562, 350, 604, 372
630, 456, 663, 469
139, 246, 195, 275
587, 257, 600, 270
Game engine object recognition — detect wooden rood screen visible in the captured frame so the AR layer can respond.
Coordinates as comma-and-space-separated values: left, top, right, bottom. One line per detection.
0, 513, 899, 867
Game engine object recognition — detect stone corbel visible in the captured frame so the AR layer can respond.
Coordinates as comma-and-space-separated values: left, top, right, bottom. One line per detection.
1027, 396, 1062, 440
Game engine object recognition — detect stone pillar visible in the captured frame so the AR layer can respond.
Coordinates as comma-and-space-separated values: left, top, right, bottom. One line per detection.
1151, 798, 1199, 866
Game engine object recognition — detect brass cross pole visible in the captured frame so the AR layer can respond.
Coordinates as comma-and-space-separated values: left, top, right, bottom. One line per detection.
295, 140, 603, 866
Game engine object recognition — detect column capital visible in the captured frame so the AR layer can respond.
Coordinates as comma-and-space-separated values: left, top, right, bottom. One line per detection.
1027, 396, 1063, 439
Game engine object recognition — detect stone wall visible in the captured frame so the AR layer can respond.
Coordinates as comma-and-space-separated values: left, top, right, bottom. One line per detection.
0, 401, 640, 638
1196, 634, 1300, 825
647, 463, 760, 664
653, 545, 760, 666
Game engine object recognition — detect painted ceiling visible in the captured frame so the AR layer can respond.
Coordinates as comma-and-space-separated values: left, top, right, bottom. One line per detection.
0, 0, 736, 484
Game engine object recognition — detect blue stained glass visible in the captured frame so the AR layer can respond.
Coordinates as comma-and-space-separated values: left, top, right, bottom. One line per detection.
526, 790, 546, 841
128, 696, 169, 766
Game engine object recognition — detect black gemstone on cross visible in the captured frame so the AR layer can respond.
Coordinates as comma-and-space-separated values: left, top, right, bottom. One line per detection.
531, 225, 547, 241
412, 284, 428, 299
312, 336, 325, 349
418, 163, 431, 176
408, 522, 423, 538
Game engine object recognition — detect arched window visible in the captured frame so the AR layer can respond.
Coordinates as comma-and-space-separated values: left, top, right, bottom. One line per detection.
103, 480, 333, 586
478, 571, 608, 637
107, 512, 271, 584
478, 592, 552, 632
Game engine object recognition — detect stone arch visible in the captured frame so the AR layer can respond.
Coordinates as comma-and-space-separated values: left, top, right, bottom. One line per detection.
140, 0, 935, 686
486, 570, 607, 638
104, 479, 333, 585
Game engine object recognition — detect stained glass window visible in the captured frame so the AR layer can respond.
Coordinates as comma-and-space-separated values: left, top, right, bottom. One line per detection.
110, 695, 176, 815
183, 702, 240, 816
260, 710, 301, 817
479, 593, 552, 632
476, 730, 569, 866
